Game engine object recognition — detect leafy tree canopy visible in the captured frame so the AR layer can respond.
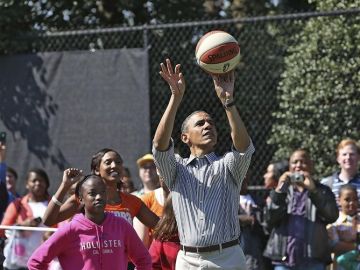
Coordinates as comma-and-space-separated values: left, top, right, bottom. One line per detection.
268, 0, 360, 177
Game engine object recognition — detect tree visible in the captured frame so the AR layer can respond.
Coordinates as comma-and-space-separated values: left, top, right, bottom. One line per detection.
0, 1, 37, 54
268, 0, 360, 177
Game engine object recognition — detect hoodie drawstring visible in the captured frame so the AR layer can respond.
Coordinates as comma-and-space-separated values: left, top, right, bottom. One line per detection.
95, 225, 103, 269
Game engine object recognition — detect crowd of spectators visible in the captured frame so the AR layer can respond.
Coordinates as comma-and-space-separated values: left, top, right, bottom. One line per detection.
0, 58, 359, 269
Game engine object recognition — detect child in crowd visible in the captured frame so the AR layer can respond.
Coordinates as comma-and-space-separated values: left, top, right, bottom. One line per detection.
28, 172, 151, 270
327, 184, 360, 270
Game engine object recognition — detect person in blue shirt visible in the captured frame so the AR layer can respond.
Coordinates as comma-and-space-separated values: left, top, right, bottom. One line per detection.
321, 138, 360, 209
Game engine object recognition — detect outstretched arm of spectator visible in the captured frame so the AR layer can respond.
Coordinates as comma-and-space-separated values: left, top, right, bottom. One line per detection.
153, 59, 185, 151
0, 143, 6, 183
0, 143, 8, 220
133, 216, 151, 248
211, 71, 250, 152
43, 168, 83, 226
136, 203, 159, 230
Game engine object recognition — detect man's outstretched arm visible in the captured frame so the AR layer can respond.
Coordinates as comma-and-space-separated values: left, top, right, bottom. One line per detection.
212, 71, 250, 152
153, 59, 186, 151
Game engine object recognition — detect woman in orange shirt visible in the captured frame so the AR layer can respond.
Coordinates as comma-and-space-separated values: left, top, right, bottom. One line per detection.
43, 148, 159, 228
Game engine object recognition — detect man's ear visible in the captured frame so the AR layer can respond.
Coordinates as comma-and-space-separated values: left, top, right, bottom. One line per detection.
181, 133, 189, 144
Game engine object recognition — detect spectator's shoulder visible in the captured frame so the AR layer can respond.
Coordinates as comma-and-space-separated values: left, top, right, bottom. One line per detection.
320, 174, 335, 187
314, 182, 336, 197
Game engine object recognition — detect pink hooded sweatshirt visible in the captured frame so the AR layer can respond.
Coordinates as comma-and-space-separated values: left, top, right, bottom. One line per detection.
27, 213, 151, 270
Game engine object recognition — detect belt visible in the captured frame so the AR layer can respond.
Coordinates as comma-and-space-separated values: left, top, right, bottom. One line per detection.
180, 239, 239, 253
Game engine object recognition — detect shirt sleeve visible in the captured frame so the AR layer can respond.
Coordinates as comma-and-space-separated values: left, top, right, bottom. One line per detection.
125, 193, 144, 218
27, 226, 68, 270
224, 139, 255, 186
140, 192, 153, 209
152, 139, 177, 190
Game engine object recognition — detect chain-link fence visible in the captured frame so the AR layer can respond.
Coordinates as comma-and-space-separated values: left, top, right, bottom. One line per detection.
14, 9, 360, 186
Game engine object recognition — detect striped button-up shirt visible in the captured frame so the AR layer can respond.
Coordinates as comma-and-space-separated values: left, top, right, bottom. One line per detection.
153, 140, 255, 247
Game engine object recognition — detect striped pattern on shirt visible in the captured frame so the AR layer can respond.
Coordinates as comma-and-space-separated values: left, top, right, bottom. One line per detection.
153, 140, 255, 247
321, 172, 360, 209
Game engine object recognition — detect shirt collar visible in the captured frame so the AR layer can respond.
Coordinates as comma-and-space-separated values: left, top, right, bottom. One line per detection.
338, 212, 360, 223
186, 152, 218, 165
338, 212, 349, 223
334, 171, 360, 183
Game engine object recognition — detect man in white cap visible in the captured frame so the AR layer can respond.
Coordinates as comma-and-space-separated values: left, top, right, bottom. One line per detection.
132, 153, 160, 196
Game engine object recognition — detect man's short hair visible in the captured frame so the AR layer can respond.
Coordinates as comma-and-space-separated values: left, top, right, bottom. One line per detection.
181, 110, 209, 133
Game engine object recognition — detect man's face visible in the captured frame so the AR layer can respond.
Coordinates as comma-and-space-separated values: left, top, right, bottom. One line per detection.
337, 144, 360, 172
26, 172, 48, 198
182, 112, 217, 150
289, 150, 311, 173
139, 161, 158, 185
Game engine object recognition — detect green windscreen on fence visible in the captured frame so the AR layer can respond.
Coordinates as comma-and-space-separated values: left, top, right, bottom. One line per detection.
0, 49, 150, 194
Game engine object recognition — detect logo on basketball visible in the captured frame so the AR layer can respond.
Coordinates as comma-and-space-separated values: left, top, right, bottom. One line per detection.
223, 63, 230, 73
195, 30, 240, 74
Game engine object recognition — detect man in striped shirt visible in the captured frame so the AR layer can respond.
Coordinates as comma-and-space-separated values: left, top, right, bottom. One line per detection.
153, 59, 254, 270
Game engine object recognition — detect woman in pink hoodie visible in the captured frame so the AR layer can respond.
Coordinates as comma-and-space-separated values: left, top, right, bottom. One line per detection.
28, 173, 151, 270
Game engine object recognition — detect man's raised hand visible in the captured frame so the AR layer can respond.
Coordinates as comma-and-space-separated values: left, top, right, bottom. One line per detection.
159, 58, 185, 97
212, 70, 235, 104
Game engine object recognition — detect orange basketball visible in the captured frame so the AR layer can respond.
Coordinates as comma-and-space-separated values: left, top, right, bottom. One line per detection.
195, 30, 240, 74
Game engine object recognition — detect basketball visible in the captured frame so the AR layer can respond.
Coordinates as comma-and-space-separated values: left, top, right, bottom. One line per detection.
195, 30, 240, 74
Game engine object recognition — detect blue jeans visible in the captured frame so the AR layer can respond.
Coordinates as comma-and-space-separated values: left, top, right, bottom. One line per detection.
274, 262, 325, 270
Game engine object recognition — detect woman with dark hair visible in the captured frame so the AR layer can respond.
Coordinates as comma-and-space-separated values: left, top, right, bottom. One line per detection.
149, 193, 180, 270
263, 160, 289, 190
43, 148, 158, 229
1, 168, 51, 270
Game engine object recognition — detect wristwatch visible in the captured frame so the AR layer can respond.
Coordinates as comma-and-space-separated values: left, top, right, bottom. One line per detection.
223, 100, 236, 109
